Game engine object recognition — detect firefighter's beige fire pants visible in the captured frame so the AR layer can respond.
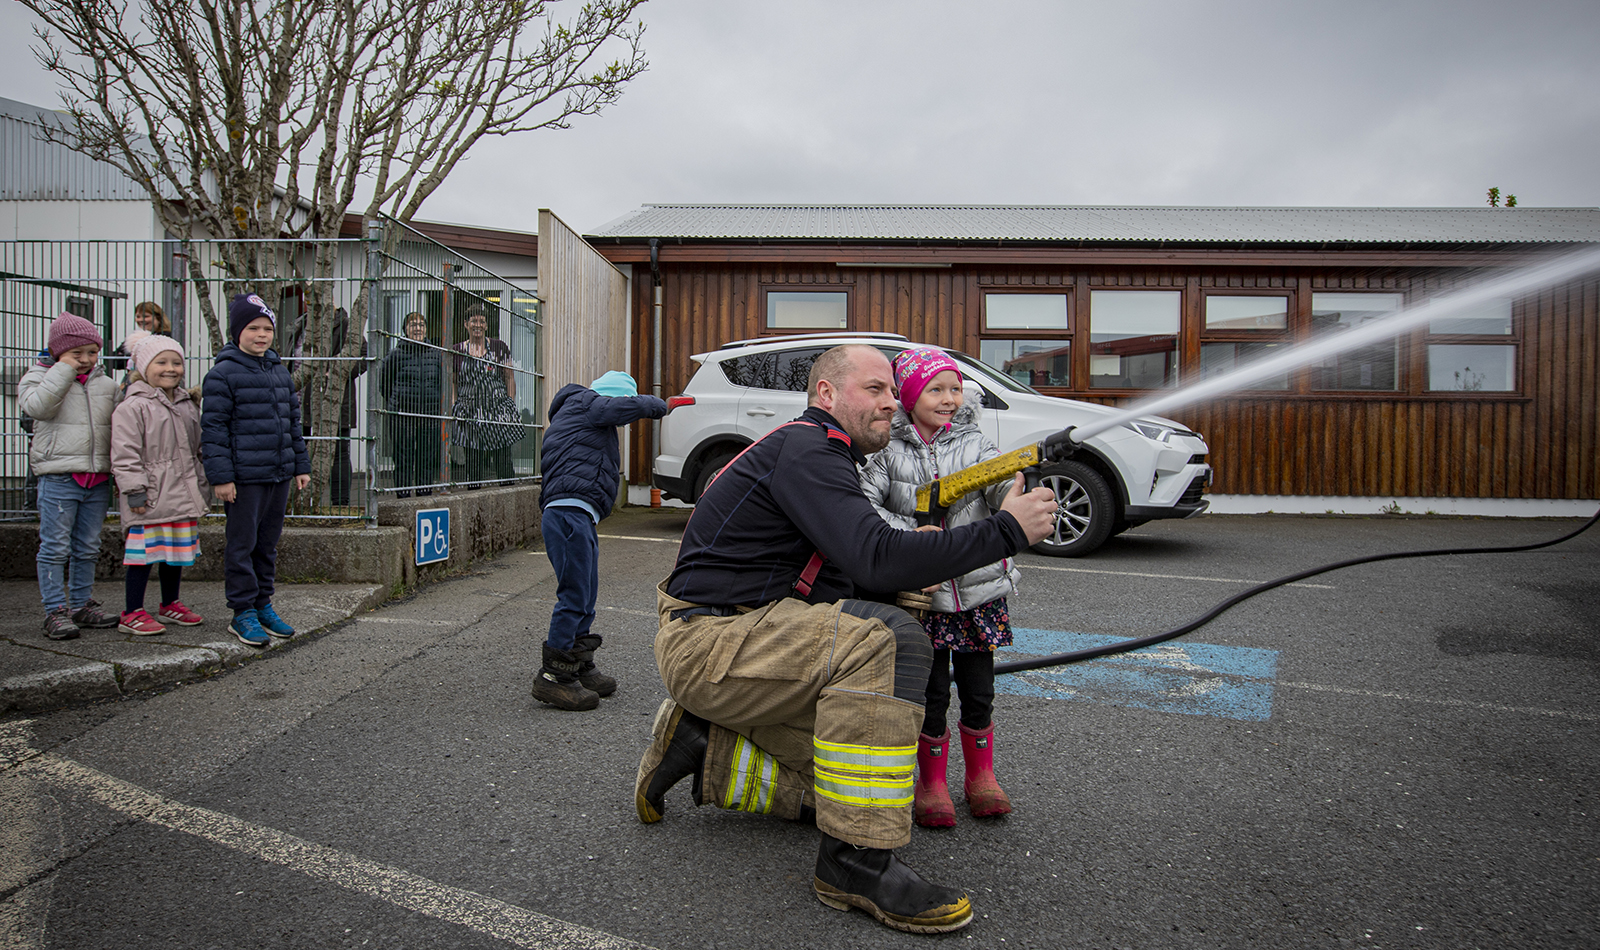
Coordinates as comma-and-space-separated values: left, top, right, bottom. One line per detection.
655, 583, 924, 849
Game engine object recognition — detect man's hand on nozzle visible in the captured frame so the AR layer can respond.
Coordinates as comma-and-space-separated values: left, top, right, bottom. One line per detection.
999, 472, 1058, 545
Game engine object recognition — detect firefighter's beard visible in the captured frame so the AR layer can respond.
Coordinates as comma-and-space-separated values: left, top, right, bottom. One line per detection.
833, 402, 893, 454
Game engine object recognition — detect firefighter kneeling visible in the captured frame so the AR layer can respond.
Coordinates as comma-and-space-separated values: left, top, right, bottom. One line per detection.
634, 345, 1056, 934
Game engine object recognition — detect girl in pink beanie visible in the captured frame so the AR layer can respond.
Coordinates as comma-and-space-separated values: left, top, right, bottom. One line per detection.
18, 312, 120, 639
860, 345, 1019, 827
109, 331, 209, 634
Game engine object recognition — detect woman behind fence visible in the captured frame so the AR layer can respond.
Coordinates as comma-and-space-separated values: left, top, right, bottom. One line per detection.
450, 305, 522, 487
379, 311, 445, 497
106, 301, 172, 383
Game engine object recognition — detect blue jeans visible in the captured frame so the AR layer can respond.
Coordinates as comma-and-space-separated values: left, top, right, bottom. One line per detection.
36, 474, 111, 613
542, 505, 598, 651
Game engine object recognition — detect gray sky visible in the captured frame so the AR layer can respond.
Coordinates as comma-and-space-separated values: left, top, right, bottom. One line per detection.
4, 0, 1598, 234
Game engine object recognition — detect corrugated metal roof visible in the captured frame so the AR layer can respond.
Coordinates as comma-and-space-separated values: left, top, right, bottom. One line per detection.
0, 97, 155, 201
588, 204, 1600, 245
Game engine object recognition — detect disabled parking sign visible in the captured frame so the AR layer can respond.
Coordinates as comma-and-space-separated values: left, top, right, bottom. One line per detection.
415, 507, 450, 565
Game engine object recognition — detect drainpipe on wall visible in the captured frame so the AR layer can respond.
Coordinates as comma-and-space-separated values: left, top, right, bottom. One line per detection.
650, 238, 663, 508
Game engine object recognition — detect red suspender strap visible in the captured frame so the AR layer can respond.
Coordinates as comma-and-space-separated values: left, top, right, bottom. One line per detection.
701, 418, 845, 600
792, 550, 827, 597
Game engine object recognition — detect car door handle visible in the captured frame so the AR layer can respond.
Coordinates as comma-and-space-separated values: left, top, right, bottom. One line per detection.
746, 407, 776, 417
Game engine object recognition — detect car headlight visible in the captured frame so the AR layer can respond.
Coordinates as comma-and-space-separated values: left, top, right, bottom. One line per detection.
1125, 420, 1176, 443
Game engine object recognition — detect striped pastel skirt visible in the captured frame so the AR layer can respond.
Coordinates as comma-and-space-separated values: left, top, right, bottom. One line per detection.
123, 520, 201, 567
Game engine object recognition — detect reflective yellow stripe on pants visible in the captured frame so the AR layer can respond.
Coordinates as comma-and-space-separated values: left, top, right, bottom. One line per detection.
721, 734, 780, 814
812, 737, 915, 808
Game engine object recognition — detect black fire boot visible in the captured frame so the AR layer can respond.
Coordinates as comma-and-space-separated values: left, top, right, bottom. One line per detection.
570, 634, 617, 697
531, 644, 600, 711
813, 833, 973, 934
635, 699, 709, 823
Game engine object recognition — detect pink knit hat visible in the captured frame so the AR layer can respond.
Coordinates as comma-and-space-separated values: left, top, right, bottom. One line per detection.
47, 312, 103, 358
893, 346, 962, 412
125, 330, 185, 377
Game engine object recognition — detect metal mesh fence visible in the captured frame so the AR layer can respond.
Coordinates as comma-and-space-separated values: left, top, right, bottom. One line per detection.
1, 226, 541, 522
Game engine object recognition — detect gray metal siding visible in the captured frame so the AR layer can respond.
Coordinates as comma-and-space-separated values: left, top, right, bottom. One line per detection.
588, 204, 1600, 245
0, 101, 151, 202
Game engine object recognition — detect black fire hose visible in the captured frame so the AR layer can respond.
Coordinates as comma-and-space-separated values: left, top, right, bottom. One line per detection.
994, 506, 1600, 676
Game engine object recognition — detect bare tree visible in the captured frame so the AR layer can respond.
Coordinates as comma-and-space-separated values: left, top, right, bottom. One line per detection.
24, 0, 647, 506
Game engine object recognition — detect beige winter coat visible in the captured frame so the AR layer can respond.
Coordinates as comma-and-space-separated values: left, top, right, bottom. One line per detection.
18, 360, 118, 475
111, 379, 210, 527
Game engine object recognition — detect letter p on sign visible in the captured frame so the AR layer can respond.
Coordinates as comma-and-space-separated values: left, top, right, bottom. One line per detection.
416, 507, 450, 565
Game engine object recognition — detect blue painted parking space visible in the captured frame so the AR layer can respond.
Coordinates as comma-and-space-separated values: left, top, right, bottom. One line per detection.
996, 628, 1279, 721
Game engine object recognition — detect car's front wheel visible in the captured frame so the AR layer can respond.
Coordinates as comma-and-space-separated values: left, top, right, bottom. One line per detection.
1030, 460, 1116, 557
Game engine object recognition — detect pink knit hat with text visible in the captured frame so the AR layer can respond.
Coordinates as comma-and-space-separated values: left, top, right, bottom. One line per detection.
126, 330, 186, 377
892, 346, 962, 412
47, 312, 103, 358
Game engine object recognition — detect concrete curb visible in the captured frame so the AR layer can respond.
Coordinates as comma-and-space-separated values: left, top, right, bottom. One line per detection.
0, 583, 383, 714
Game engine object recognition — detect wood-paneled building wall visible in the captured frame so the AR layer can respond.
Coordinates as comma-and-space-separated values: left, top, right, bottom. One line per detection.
593, 231, 1600, 502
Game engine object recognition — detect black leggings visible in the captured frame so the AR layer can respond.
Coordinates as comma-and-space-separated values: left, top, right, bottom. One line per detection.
125, 562, 182, 614
922, 648, 995, 736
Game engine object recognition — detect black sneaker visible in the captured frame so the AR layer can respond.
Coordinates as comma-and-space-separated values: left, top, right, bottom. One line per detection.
71, 599, 118, 629
43, 607, 80, 640
813, 833, 973, 934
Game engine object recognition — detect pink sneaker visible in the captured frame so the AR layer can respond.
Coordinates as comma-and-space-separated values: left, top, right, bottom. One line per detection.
119, 609, 167, 636
157, 601, 205, 626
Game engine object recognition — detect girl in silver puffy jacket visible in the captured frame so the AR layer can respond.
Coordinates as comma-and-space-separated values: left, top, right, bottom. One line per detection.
859, 346, 1016, 827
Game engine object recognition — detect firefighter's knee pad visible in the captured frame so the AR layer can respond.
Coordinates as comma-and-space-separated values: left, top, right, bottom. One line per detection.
840, 600, 934, 704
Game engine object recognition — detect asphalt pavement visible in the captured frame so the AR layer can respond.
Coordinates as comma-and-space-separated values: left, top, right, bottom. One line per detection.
1, 506, 1597, 950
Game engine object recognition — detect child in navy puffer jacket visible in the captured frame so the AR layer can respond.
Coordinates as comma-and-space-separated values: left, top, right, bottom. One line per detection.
201, 293, 310, 648
532, 370, 667, 711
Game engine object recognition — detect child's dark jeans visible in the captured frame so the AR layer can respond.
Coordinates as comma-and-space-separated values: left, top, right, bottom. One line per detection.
223, 480, 292, 612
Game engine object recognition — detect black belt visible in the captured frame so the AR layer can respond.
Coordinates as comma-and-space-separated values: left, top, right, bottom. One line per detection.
670, 605, 741, 622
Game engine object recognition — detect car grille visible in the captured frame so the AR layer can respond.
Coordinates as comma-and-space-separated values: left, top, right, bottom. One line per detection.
1179, 475, 1208, 507
1189, 454, 1207, 465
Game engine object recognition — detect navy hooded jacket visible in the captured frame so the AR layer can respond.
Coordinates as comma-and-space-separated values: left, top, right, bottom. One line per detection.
201, 344, 311, 485
539, 383, 667, 520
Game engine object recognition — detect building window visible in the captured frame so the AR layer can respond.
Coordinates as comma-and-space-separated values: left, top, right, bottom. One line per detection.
985, 293, 1068, 331
765, 290, 849, 330
981, 292, 1070, 386
1426, 296, 1515, 392
981, 339, 1071, 387
1089, 290, 1179, 389
1200, 294, 1291, 390
1310, 293, 1403, 392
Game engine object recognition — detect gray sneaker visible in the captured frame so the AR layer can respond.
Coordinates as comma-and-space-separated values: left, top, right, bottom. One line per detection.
43, 607, 81, 640
72, 599, 119, 629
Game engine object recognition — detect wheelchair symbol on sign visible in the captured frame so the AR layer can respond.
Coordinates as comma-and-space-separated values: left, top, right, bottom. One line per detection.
416, 508, 450, 566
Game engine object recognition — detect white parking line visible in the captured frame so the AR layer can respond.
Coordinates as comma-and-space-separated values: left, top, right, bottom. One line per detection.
1278, 680, 1597, 722
15, 753, 657, 950
1019, 562, 1335, 588
597, 535, 681, 544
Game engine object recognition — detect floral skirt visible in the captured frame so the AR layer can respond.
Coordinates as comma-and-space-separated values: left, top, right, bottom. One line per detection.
922, 596, 1013, 652
123, 519, 200, 567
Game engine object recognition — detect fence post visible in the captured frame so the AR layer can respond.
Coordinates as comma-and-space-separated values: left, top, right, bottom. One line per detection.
364, 219, 383, 524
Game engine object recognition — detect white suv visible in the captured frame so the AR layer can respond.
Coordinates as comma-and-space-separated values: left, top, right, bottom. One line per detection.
654, 332, 1212, 556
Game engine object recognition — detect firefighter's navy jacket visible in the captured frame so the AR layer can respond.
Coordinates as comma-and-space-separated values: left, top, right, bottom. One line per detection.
666, 406, 1029, 609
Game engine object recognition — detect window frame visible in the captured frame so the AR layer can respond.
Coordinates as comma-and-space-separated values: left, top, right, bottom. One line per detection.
1197, 289, 1295, 393
978, 289, 1074, 388
1307, 290, 1407, 395
1421, 295, 1521, 395
760, 285, 853, 334
1086, 288, 1183, 392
